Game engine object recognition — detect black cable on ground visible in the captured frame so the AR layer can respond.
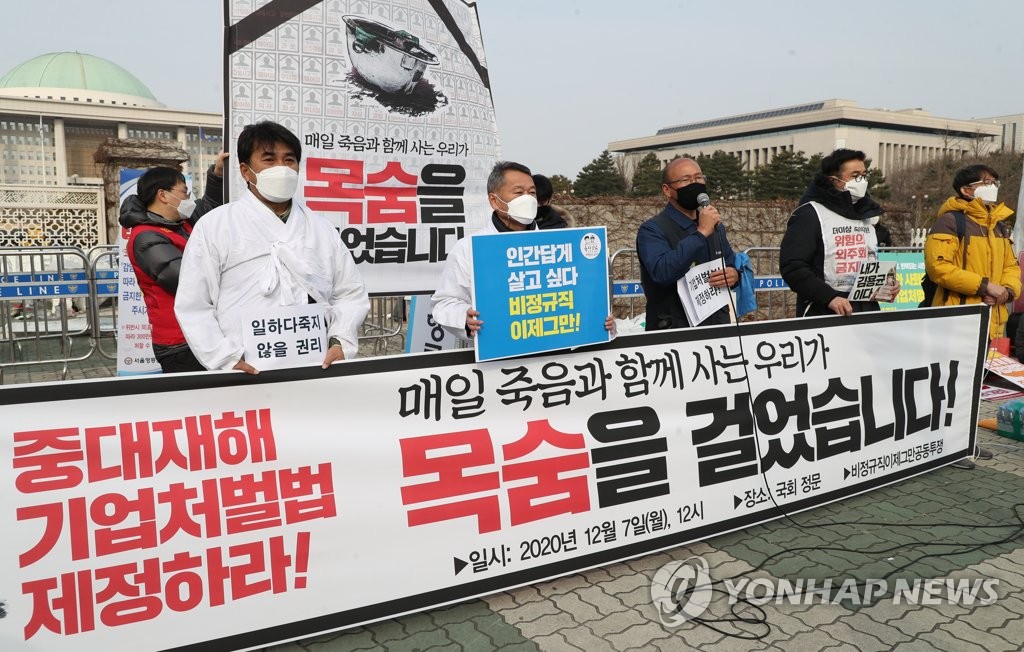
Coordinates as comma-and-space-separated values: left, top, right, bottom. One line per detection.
671, 243, 1023, 642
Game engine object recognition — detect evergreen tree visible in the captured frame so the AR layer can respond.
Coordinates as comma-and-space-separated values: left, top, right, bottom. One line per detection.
549, 174, 573, 195
866, 167, 891, 200
630, 153, 663, 196
803, 153, 823, 186
574, 150, 626, 197
751, 150, 811, 199
695, 150, 748, 198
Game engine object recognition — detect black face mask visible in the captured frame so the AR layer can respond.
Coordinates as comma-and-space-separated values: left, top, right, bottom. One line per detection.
675, 182, 707, 211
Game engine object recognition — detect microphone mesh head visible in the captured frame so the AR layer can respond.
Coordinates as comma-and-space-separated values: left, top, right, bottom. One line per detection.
696, 193, 711, 207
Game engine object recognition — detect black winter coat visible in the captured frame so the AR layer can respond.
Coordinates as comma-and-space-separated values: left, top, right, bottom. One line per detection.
779, 175, 883, 317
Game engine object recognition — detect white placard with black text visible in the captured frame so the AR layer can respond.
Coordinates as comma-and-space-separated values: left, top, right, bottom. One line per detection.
242, 302, 328, 370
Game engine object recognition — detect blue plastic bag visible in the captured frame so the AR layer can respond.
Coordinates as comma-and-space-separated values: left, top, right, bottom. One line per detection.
733, 251, 757, 317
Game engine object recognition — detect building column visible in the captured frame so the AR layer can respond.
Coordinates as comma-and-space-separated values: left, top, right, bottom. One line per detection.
53, 118, 68, 184
178, 126, 190, 177
117, 122, 128, 139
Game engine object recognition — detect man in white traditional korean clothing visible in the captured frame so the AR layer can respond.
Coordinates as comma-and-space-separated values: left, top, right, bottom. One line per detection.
176, 121, 369, 374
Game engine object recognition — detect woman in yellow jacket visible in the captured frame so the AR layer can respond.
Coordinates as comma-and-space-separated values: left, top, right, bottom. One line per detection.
924, 164, 1020, 341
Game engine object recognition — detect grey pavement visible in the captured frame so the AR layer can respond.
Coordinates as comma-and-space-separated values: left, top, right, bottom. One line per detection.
6, 340, 1024, 651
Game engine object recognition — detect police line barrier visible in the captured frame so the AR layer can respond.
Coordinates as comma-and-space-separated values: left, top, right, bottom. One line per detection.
0, 246, 412, 383
609, 247, 799, 322
2, 244, 924, 384
88, 245, 121, 362
608, 248, 645, 324
609, 246, 923, 323
0, 247, 96, 383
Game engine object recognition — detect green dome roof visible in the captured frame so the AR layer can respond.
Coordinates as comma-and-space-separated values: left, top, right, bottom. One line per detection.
0, 52, 161, 107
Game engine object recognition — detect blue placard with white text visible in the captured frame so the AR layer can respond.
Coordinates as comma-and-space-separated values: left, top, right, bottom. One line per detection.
470, 227, 611, 361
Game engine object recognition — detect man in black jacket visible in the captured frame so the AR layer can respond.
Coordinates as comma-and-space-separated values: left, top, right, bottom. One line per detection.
779, 148, 896, 317
636, 157, 739, 330
117, 154, 227, 372
532, 174, 572, 229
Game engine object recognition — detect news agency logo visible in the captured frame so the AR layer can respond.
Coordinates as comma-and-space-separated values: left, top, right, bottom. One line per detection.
722, 576, 999, 607
651, 555, 999, 624
650, 556, 714, 626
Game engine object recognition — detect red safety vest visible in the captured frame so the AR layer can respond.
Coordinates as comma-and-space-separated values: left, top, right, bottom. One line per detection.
126, 222, 192, 346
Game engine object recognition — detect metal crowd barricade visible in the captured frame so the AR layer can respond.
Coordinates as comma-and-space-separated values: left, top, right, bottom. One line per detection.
360, 295, 407, 356
86, 243, 412, 361
608, 248, 645, 321
742, 246, 796, 322
0, 239, 930, 385
739, 246, 924, 321
88, 245, 122, 360
608, 246, 802, 323
0, 246, 94, 383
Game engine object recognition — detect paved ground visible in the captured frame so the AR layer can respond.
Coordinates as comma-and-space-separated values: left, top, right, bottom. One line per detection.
5, 339, 1024, 651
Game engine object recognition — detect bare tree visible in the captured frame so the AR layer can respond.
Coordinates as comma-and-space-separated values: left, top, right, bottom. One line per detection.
968, 127, 994, 158
612, 153, 636, 192
885, 149, 1023, 228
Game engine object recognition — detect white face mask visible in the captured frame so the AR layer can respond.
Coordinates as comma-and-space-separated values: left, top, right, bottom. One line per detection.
174, 196, 197, 220
974, 184, 999, 204
495, 193, 539, 225
249, 165, 299, 202
844, 177, 868, 201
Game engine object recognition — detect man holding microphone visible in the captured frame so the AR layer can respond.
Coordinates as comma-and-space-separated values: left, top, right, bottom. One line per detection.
636, 157, 739, 330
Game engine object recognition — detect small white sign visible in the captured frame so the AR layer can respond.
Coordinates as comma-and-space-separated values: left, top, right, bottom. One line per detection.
242, 303, 328, 370
405, 295, 459, 353
849, 260, 898, 302
986, 350, 1024, 391
677, 259, 730, 326
580, 231, 602, 259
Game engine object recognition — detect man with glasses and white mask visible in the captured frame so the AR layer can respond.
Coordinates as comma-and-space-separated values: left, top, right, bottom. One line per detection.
118, 163, 226, 373
923, 164, 1019, 470
431, 160, 615, 340
924, 164, 1019, 331
780, 148, 897, 318
637, 157, 739, 331
176, 121, 369, 374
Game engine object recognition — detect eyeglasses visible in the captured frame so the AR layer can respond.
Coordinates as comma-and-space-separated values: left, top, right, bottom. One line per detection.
968, 179, 1000, 188
164, 186, 191, 199
665, 174, 707, 186
835, 174, 869, 183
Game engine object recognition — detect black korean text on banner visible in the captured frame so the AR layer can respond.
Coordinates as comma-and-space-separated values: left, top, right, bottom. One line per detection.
0, 306, 988, 651
225, 1, 500, 295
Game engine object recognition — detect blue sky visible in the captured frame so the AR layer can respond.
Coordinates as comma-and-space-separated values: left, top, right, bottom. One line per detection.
3, 1, 1022, 178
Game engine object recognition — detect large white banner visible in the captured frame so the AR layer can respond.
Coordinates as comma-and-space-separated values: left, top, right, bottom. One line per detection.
224, 0, 499, 295
0, 307, 987, 651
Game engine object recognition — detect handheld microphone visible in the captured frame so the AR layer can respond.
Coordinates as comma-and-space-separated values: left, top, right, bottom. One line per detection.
696, 193, 723, 256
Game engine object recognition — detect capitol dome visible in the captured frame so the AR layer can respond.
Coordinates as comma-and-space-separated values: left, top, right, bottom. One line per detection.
0, 52, 163, 108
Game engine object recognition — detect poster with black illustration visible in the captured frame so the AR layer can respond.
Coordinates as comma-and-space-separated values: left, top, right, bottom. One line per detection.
225, 0, 500, 295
